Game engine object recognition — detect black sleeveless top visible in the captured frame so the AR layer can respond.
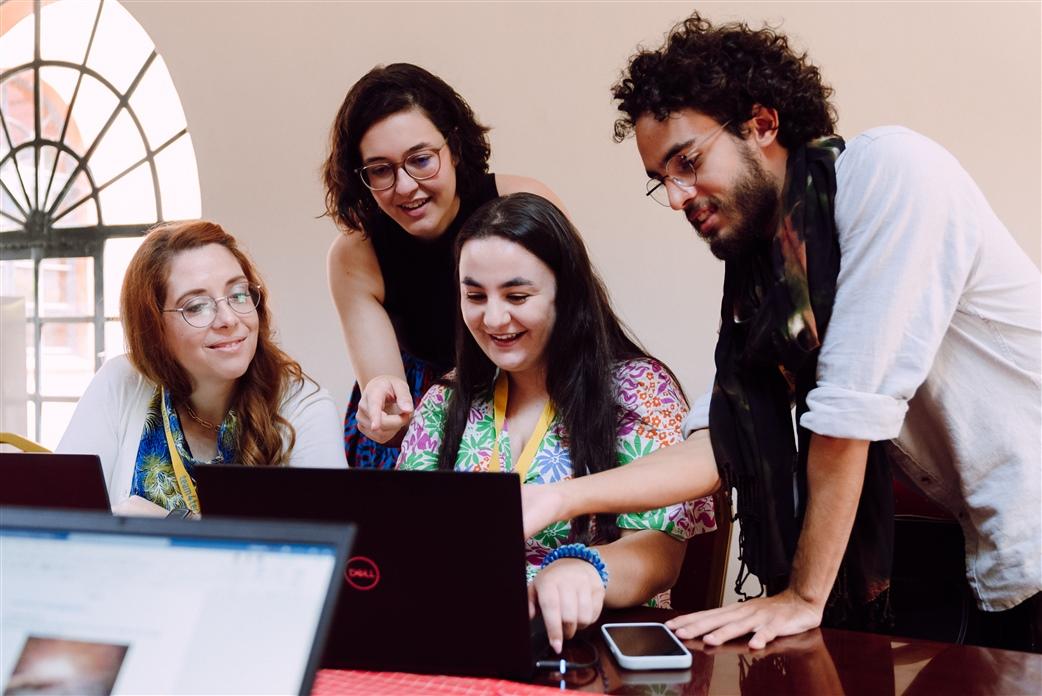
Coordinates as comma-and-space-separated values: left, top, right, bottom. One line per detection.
367, 172, 500, 369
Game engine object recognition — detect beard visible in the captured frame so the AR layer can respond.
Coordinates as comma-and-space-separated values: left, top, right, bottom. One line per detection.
690, 143, 779, 261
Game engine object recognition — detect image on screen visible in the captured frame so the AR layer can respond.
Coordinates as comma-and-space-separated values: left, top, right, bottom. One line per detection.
1, 527, 336, 695
3, 636, 127, 696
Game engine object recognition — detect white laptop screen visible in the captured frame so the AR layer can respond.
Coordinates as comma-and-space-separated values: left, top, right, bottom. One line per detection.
1, 526, 337, 695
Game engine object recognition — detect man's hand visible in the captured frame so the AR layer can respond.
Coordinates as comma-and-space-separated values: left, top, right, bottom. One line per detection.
665, 589, 823, 649
668, 435, 868, 650
528, 559, 606, 654
357, 375, 414, 444
521, 482, 567, 539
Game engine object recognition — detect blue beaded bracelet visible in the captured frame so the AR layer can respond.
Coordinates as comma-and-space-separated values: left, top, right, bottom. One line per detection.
539, 543, 609, 587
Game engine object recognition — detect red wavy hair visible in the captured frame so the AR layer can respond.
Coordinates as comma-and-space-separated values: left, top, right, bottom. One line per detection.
120, 220, 303, 466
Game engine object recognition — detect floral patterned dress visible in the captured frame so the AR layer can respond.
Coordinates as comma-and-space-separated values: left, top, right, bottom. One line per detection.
397, 359, 716, 605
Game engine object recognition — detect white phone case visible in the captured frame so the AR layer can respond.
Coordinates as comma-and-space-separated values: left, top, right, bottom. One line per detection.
601, 622, 693, 670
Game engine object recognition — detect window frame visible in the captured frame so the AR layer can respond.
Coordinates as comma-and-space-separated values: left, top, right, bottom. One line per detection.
0, 0, 197, 443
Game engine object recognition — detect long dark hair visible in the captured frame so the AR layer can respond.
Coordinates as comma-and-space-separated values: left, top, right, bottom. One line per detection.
436, 193, 675, 544
322, 62, 491, 234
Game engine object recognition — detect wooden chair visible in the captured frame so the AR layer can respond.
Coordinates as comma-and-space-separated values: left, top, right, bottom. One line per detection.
669, 489, 733, 612
0, 432, 51, 453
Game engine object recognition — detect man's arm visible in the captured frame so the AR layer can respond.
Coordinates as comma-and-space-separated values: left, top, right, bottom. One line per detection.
667, 434, 869, 648
521, 430, 720, 538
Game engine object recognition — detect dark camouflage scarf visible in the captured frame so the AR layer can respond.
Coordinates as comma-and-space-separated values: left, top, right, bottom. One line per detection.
708, 136, 893, 628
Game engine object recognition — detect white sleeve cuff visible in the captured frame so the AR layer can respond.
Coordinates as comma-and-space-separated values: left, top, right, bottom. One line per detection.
682, 388, 712, 439
801, 384, 908, 441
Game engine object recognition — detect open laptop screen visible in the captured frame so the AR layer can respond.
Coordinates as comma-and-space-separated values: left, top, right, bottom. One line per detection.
1, 510, 349, 695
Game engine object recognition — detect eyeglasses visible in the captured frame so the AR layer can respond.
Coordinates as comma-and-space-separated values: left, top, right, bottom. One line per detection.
356, 141, 447, 191
645, 120, 731, 206
162, 283, 262, 328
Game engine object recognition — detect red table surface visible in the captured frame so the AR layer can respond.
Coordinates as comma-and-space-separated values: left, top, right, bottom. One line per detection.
312, 669, 563, 696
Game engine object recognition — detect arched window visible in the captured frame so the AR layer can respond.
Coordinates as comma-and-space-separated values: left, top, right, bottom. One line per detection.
0, 0, 201, 447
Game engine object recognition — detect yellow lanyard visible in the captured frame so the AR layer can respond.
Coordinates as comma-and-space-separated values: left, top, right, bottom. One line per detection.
161, 388, 201, 514
488, 372, 554, 483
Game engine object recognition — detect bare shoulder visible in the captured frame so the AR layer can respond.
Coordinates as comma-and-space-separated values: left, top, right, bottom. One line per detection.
328, 228, 380, 275
495, 174, 568, 213
327, 228, 383, 299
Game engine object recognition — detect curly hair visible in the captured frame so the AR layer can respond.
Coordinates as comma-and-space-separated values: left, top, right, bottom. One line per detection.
612, 12, 837, 149
121, 220, 306, 468
322, 63, 491, 234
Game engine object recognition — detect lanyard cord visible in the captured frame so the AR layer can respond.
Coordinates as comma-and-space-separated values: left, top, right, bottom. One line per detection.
488, 372, 554, 483
160, 388, 201, 514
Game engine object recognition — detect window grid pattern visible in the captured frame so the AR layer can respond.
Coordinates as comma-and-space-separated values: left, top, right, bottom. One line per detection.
0, 0, 197, 443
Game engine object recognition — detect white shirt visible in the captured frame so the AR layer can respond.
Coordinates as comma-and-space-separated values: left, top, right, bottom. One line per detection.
684, 127, 1041, 611
58, 354, 347, 505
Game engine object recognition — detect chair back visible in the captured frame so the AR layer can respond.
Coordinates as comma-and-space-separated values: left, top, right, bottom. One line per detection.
0, 432, 50, 453
669, 489, 732, 613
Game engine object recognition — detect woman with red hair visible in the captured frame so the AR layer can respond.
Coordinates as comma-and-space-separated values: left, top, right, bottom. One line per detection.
58, 220, 345, 517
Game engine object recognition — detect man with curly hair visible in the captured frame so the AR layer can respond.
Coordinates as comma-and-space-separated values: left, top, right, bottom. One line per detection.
523, 12, 1040, 653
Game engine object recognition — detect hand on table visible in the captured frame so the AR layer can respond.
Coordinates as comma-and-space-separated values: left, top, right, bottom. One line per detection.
357, 375, 414, 444
694, 626, 828, 658
529, 558, 606, 654
521, 482, 566, 540
112, 494, 169, 518
666, 589, 823, 650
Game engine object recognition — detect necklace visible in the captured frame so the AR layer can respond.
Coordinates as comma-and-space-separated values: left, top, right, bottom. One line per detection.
184, 402, 220, 432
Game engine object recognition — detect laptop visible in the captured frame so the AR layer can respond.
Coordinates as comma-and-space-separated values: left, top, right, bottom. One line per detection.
0, 506, 354, 696
195, 467, 545, 680
0, 453, 110, 510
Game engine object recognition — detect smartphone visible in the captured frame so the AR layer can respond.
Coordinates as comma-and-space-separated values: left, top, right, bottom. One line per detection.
600, 622, 693, 670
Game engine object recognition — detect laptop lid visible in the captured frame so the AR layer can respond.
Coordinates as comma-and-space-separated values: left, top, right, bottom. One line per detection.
0, 453, 110, 511
195, 467, 536, 680
0, 506, 353, 696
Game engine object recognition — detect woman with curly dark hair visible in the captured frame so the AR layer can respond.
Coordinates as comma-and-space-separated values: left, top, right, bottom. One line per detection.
323, 63, 564, 468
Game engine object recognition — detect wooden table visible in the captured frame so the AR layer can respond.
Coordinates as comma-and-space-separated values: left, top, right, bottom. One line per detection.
529, 607, 1042, 694
312, 607, 1041, 695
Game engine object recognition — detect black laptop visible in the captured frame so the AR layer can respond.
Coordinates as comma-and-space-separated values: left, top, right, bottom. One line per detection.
195, 467, 544, 680
0, 453, 110, 510
0, 506, 353, 696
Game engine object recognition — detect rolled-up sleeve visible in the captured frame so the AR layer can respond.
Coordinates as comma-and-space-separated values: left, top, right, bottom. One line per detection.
801, 128, 982, 440
681, 383, 712, 438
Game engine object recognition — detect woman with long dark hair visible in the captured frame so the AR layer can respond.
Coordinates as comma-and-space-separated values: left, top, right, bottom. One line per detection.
323, 63, 564, 468
59, 221, 345, 516
397, 193, 715, 651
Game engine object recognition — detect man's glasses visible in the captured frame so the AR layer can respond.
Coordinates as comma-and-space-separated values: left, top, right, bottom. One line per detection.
356, 141, 447, 191
162, 283, 262, 328
645, 121, 731, 206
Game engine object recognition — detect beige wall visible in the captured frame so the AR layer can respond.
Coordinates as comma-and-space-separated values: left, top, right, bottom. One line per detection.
125, 1, 1040, 601
125, 0, 1040, 405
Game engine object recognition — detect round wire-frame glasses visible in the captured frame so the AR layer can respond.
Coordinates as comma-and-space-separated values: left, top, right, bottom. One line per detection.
162, 283, 262, 328
355, 141, 447, 191
645, 121, 732, 206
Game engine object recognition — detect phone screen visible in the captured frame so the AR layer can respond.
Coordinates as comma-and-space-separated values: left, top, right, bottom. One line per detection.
604, 625, 687, 657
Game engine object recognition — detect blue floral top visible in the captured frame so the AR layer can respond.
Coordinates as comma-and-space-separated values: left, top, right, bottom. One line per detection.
130, 387, 239, 511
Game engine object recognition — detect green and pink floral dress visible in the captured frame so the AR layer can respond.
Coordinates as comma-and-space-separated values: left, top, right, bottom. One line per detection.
397, 359, 716, 606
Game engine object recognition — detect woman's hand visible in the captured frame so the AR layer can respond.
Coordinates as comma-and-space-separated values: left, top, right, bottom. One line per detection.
357, 375, 414, 444
528, 558, 606, 654
112, 495, 169, 518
